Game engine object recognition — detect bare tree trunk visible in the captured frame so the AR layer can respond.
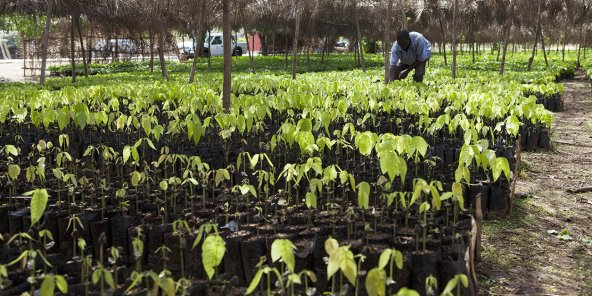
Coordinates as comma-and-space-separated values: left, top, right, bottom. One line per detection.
354, 37, 358, 61
222, 0, 232, 111
500, 2, 514, 75
149, 32, 155, 72
244, 28, 255, 73
292, 5, 301, 80
584, 26, 588, 60
189, 27, 199, 83
562, 18, 568, 62
189, 25, 204, 83
88, 25, 93, 65
189, 0, 206, 83
271, 27, 276, 55
284, 28, 289, 70
527, 25, 540, 71
75, 16, 88, 77
451, 0, 459, 78
114, 36, 119, 62
540, 27, 548, 67
383, 0, 393, 84
472, 42, 475, 64
158, 31, 168, 80
527, 0, 542, 71
438, 17, 448, 66
355, 8, 365, 71
400, 0, 408, 28
321, 35, 327, 64
496, 40, 501, 61
306, 39, 311, 72
40, 0, 53, 86
70, 15, 77, 83
207, 29, 212, 69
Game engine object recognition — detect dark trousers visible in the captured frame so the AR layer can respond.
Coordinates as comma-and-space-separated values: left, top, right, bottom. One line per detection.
389, 59, 427, 83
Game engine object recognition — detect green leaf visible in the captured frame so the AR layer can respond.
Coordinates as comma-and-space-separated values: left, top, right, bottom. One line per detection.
419, 202, 430, 213
356, 132, 375, 156
346, 173, 356, 192
459, 145, 474, 168
8, 164, 20, 180
31, 189, 49, 226
202, 235, 226, 279
145, 139, 156, 150
309, 178, 323, 195
104, 269, 115, 288
131, 171, 141, 187
409, 136, 428, 157
153, 124, 164, 141
357, 181, 370, 210
249, 153, 260, 170
131, 148, 139, 163
340, 248, 358, 286
194, 121, 206, 143
159, 180, 168, 191
365, 268, 386, 296
324, 237, 339, 256
379, 151, 397, 182
125, 272, 143, 294
441, 276, 459, 295
40, 276, 55, 296
455, 165, 470, 183
74, 103, 89, 130
305, 192, 317, 209
394, 249, 403, 270
459, 274, 469, 288
42, 109, 56, 129
55, 275, 68, 294
57, 110, 70, 131
162, 277, 175, 296
92, 269, 100, 284
141, 115, 152, 137
215, 169, 230, 187
378, 249, 391, 269
271, 239, 297, 273
492, 157, 511, 182
505, 115, 521, 137
245, 269, 264, 295
394, 287, 420, 296
4, 145, 18, 156
323, 165, 338, 183
297, 118, 313, 132
123, 146, 131, 163
321, 111, 331, 134
8, 250, 28, 267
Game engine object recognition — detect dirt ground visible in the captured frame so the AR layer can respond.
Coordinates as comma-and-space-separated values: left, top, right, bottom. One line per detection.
478, 71, 592, 295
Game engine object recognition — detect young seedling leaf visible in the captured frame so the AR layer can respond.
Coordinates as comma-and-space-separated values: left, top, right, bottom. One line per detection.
31, 189, 49, 226
365, 268, 386, 296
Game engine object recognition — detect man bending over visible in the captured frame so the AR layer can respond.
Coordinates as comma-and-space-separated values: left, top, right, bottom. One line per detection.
389, 29, 432, 83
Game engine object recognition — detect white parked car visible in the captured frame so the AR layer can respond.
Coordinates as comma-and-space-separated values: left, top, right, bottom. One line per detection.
179, 33, 247, 58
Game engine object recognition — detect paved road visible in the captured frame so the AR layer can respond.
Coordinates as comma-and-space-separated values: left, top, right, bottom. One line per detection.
0, 59, 27, 82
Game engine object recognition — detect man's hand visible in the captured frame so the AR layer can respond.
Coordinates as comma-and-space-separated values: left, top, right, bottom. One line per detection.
399, 68, 410, 79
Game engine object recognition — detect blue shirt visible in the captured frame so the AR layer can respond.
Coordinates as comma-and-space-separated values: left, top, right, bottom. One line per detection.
390, 32, 432, 66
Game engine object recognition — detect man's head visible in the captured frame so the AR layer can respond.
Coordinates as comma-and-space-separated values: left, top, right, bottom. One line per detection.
397, 29, 411, 50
